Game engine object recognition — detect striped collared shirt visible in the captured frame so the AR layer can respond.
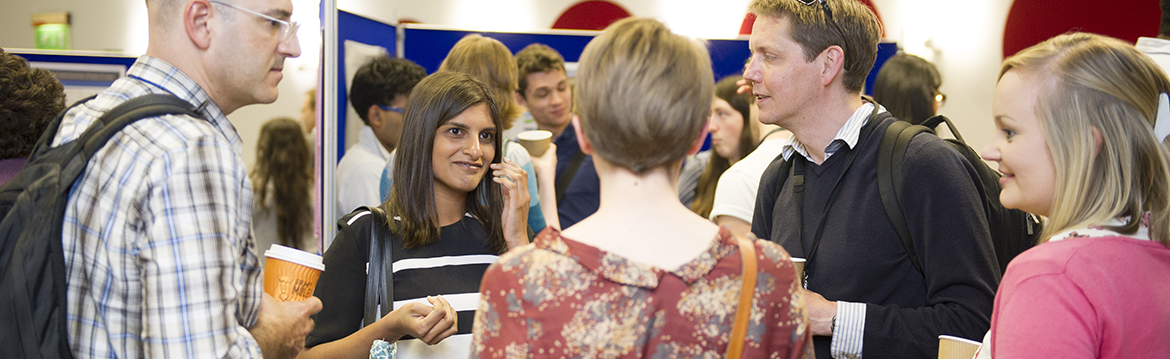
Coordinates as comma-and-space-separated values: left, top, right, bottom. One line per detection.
55, 56, 264, 358
781, 102, 881, 164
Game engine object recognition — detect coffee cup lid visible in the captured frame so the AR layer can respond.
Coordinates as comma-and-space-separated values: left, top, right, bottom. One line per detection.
265, 244, 325, 271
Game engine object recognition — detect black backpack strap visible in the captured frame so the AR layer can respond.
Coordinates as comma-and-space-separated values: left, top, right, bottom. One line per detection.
29, 95, 98, 161
877, 120, 932, 276
363, 206, 393, 327
921, 114, 966, 143
78, 95, 202, 159
750, 153, 790, 240
555, 150, 587, 204
33, 94, 201, 162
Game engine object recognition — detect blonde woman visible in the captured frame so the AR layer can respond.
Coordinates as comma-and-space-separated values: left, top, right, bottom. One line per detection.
978, 33, 1170, 358
470, 18, 812, 358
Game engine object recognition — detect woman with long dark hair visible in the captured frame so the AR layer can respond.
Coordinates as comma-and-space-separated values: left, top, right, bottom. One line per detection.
302, 72, 530, 359
251, 117, 316, 253
686, 75, 759, 218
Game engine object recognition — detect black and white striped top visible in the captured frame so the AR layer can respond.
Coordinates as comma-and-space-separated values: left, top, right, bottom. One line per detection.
307, 209, 499, 358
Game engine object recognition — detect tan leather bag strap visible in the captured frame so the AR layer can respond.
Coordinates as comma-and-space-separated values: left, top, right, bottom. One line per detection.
726, 237, 758, 359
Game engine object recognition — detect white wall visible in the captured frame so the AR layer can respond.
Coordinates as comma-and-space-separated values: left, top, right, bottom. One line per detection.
0, 0, 321, 171
0, 0, 1016, 169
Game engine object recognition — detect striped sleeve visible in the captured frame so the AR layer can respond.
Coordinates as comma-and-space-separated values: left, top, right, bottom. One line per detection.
831, 301, 866, 359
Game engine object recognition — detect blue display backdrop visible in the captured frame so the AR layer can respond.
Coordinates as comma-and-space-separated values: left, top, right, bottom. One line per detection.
335, 9, 397, 160
337, 16, 898, 157
401, 26, 755, 86
402, 26, 594, 74
12, 52, 136, 70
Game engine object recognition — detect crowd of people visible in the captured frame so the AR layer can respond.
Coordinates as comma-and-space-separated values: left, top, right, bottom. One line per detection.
2, 0, 1169, 358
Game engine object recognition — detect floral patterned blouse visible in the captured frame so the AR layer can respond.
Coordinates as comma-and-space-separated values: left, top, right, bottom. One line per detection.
471, 227, 814, 358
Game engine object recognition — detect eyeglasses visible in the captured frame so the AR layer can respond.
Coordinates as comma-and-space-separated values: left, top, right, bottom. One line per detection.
797, 0, 853, 73
209, 0, 299, 45
377, 104, 405, 114
935, 92, 947, 108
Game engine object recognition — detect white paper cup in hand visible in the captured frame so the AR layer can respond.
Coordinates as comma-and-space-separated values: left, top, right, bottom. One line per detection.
517, 130, 553, 157
790, 257, 806, 283
263, 244, 325, 302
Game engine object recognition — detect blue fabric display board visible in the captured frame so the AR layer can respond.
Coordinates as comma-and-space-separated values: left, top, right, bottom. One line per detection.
334, 13, 898, 158
401, 26, 594, 74
335, 9, 397, 160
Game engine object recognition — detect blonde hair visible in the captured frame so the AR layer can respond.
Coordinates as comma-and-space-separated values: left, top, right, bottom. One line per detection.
575, 18, 714, 174
1000, 32, 1170, 246
439, 34, 521, 129
749, 0, 881, 93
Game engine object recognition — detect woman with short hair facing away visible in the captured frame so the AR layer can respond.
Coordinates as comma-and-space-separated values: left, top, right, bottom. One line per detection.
302, 72, 530, 359
978, 33, 1170, 358
471, 18, 812, 358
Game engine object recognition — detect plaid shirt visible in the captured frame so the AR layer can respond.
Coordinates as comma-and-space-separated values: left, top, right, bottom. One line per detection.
54, 56, 264, 358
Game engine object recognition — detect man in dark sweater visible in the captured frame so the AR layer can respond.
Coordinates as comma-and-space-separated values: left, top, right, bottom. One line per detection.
744, 0, 999, 358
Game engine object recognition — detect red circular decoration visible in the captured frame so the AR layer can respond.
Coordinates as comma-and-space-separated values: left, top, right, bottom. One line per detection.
552, 1, 633, 31
739, 0, 885, 37
1003, 0, 1159, 59
740, 13, 757, 35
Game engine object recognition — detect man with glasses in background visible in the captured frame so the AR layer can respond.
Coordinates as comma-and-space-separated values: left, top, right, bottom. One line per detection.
336, 56, 425, 217
745, 0, 998, 358
53, 0, 321, 357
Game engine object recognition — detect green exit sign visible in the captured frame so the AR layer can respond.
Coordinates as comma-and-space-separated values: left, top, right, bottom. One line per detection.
33, 12, 71, 50
35, 23, 72, 50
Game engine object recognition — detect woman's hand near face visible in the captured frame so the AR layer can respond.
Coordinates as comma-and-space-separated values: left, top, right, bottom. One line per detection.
492, 157, 531, 249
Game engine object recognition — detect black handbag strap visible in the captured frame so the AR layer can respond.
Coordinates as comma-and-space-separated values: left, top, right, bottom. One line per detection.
362, 206, 393, 328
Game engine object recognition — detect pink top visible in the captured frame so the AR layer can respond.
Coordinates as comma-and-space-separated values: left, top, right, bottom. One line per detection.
990, 228, 1170, 358
471, 227, 813, 358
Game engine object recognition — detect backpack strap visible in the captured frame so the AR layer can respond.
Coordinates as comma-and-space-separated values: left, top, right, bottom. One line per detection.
751, 153, 791, 240
79, 95, 202, 159
33, 95, 201, 162
921, 115, 966, 143
363, 206, 394, 328
555, 150, 587, 204
876, 120, 932, 277
28, 95, 97, 162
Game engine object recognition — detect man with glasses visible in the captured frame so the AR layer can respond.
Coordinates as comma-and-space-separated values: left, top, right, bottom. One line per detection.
53, 0, 320, 357
336, 56, 425, 217
745, 0, 998, 358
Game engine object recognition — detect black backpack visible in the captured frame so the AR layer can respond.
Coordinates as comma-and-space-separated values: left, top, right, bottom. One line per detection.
877, 115, 1042, 275
0, 94, 201, 359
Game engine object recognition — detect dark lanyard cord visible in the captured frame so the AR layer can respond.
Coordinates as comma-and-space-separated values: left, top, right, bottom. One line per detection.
792, 101, 881, 285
